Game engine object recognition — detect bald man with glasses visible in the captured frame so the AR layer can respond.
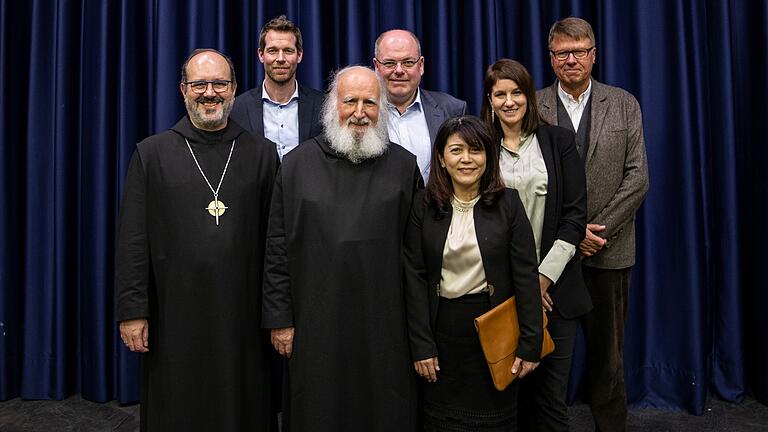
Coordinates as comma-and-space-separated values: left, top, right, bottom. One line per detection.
374, 29, 467, 182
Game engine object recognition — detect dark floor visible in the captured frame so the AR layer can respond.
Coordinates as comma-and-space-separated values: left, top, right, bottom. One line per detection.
1, 396, 767, 431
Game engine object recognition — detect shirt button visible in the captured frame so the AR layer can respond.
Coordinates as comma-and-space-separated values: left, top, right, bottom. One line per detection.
280, 124, 284, 128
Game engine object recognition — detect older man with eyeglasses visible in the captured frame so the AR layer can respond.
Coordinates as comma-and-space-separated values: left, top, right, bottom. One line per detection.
116, 48, 278, 431
374, 29, 467, 182
533, 17, 649, 432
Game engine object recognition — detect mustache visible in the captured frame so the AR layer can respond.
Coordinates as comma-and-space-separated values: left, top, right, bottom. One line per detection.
347, 117, 370, 126
195, 95, 225, 104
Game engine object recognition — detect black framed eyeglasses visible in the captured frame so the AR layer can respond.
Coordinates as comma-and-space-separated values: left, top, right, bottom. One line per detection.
550, 47, 594, 61
374, 57, 422, 70
184, 80, 232, 94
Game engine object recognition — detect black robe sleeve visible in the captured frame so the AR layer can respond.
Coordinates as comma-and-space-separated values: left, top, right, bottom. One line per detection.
115, 150, 151, 321
262, 166, 294, 328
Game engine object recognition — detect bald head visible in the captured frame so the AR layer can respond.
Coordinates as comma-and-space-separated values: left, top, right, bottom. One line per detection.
333, 67, 383, 134
179, 49, 237, 131
322, 66, 389, 163
373, 29, 424, 112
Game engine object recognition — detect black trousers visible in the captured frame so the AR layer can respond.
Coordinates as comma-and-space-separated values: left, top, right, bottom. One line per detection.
581, 265, 632, 432
518, 308, 579, 432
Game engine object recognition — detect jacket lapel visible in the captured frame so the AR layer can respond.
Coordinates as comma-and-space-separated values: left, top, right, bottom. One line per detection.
249, 83, 266, 137
587, 80, 608, 166
297, 84, 311, 141
420, 89, 443, 144
539, 83, 558, 125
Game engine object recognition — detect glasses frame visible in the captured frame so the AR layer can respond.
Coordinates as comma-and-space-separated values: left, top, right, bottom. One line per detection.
374, 57, 423, 71
549, 47, 595, 61
183, 79, 233, 94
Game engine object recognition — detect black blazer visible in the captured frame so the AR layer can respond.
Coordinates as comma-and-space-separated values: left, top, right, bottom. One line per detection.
404, 188, 543, 363
531, 125, 592, 319
230, 82, 324, 143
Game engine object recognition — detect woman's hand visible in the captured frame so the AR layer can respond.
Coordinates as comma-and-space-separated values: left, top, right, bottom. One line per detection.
512, 357, 539, 379
414, 357, 440, 383
539, 274, 554, 312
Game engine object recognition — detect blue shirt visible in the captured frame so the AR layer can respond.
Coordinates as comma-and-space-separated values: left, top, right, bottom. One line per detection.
386, 89, 432, 182
262, 81, 300, 160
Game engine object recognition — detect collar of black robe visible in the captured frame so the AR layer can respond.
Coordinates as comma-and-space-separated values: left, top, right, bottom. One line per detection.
314, 136, 392, 163
170, 115, 245, 145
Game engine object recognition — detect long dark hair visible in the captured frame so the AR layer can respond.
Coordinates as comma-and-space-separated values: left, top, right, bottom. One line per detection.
425, 116, 505, 215
480, 59, 543, 140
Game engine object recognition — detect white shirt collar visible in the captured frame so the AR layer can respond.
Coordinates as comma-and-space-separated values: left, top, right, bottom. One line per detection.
558, 79, 592, 105
261, 80, 299, 105
388, 88, 423, 115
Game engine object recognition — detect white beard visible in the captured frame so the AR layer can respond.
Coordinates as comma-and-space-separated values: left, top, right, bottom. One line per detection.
322, 116, 389, 164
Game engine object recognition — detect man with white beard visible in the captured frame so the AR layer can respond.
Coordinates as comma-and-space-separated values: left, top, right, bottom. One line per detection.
262, 66, 422, 432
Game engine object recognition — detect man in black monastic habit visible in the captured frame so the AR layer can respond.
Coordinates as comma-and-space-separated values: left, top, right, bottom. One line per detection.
116, 48, 278, 431
262, 66, 422, 431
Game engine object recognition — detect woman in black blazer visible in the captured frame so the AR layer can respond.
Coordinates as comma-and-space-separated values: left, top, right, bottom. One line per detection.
481, 59, 589, 431
404, 116, 542, 431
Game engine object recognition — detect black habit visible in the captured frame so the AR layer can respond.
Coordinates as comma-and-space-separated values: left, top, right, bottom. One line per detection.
262, 137, 422, 432
116, 116, 279, 431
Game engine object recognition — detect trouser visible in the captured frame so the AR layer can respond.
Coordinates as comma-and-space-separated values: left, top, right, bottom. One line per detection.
518, 308, 579, 432
581, 265, 632, 432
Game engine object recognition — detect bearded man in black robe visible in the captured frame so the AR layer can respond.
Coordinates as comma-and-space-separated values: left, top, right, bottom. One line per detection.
116, 48, 278, 431
262, 66, 422, 431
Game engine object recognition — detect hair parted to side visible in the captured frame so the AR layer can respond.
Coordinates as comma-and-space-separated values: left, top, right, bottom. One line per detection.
374, 29, 422, 58
548, 16, 595, 49
425, 116, 504, 216
180, 48, 237, 85
480, 59, 542, 139
259, 15, 303, 52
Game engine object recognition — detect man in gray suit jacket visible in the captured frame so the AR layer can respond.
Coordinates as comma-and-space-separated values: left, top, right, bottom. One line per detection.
374, 29, 467, 182
231, 15, 323, 160
537, 17, 649, 432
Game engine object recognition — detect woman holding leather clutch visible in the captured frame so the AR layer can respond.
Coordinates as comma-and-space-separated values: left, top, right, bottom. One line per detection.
481, 59, 589, 431
404, 115, 543, 431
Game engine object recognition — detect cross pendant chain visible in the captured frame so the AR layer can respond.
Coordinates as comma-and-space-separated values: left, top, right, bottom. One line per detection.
185, 138, 235, 226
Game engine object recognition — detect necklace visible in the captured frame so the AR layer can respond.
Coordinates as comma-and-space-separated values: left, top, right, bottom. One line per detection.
185, 138, 235, 226
451, 194, 480, 213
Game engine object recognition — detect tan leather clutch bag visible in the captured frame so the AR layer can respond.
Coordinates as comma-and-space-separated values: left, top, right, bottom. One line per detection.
474, 296, 555, 391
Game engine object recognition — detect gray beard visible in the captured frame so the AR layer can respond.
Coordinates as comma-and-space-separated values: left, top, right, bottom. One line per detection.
185, 97, 234, 130
323, 118, 389, 164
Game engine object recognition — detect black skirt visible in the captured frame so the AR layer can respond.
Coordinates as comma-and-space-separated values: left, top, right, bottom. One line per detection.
423, 293, 519, 432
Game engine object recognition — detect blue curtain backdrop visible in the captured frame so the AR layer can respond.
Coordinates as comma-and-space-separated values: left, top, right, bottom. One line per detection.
1, 0, 766, 414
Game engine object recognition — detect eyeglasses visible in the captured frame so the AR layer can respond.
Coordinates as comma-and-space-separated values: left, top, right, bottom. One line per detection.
184, 80, 232, 94
550, 47, 594, 61
374, 57, 422, 70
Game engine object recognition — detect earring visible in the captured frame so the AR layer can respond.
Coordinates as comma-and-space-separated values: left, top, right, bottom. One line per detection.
491, 110, 496, 123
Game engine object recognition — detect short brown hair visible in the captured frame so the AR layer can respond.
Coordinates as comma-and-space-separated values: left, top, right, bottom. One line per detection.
259, 15, 303, 52
480, 59, 542, 139
548, 17, 596, 49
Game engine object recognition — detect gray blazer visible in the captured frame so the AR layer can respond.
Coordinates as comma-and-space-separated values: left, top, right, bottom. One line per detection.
537, 79, 649, 269
420, 88, 467, 142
